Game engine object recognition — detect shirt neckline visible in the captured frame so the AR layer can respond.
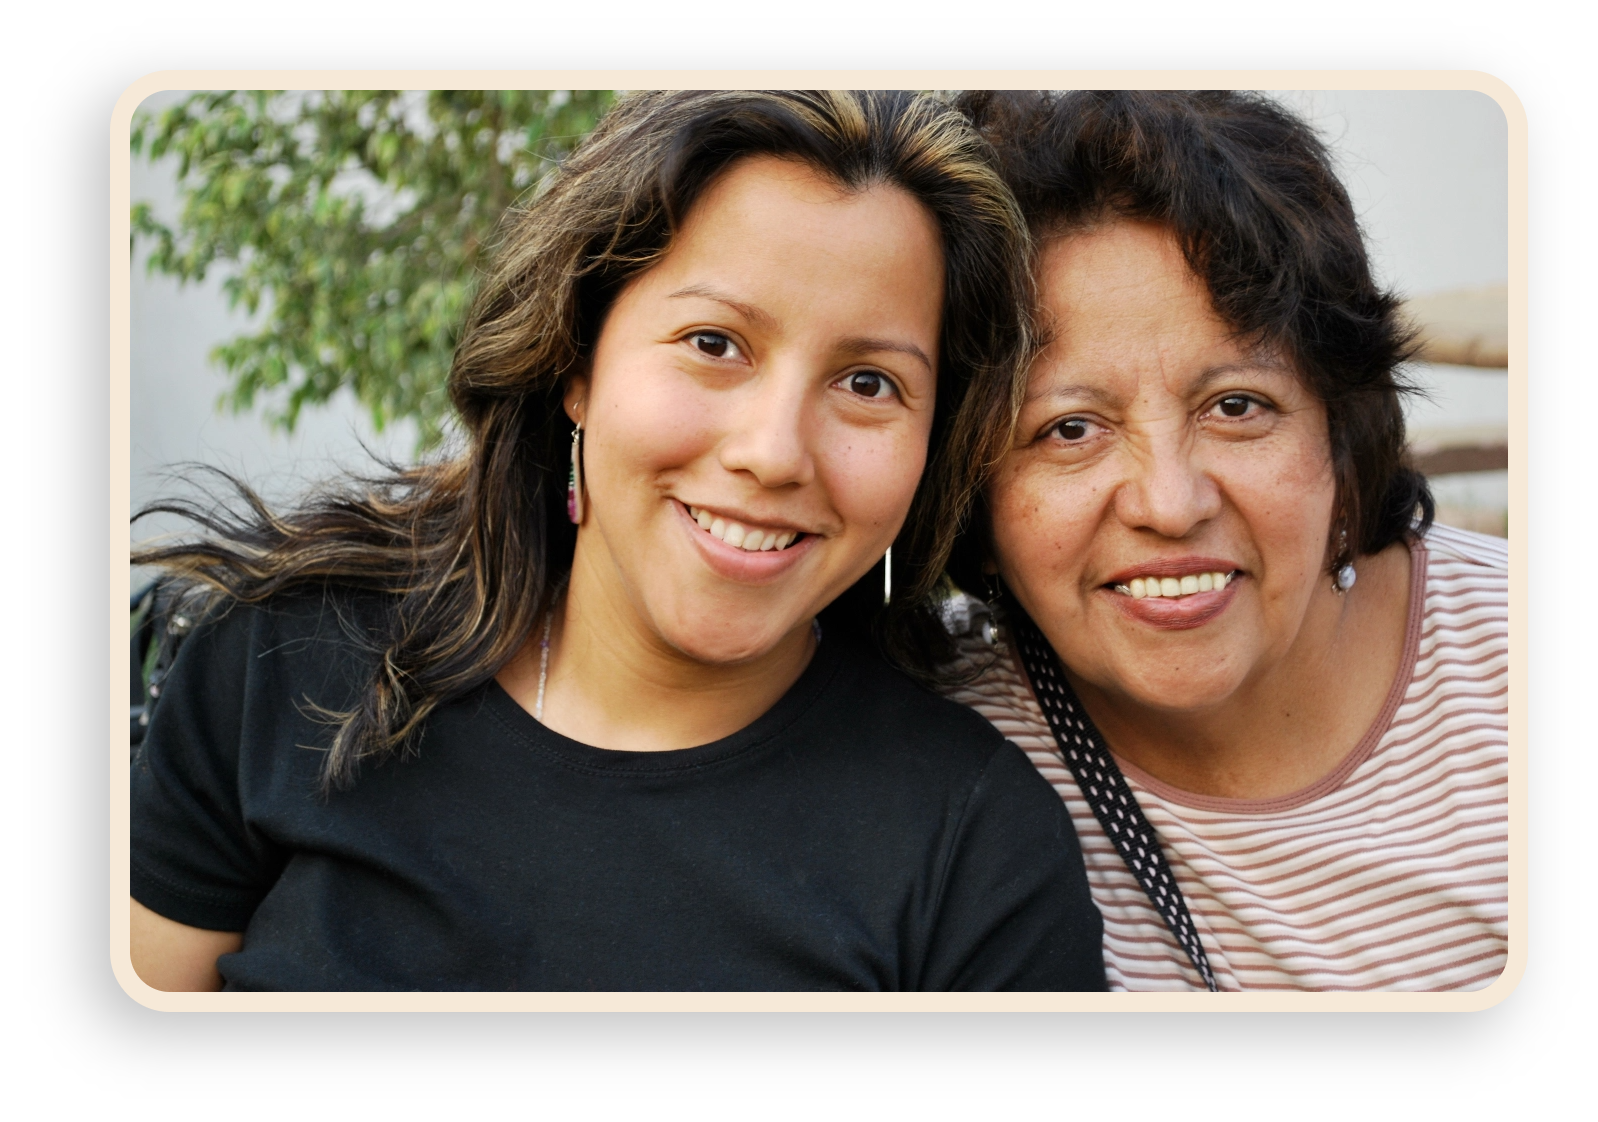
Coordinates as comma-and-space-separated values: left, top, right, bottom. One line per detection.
479, 627, 844, 777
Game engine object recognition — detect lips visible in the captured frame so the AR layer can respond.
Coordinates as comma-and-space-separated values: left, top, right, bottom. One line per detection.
685, 504, 803, 552
674, 500, 817, 585
1117, 569, 1235, 600
1102, 556, 1241, 586
1100, 556, 1244, 630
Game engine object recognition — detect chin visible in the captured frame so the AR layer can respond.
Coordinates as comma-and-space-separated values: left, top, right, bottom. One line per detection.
660, 614, 797, 666
1100, 658, 1248, 715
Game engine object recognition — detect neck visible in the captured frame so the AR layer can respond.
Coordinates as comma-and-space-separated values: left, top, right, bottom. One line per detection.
1064, 539, 1415, 800
495, 544, 817, 753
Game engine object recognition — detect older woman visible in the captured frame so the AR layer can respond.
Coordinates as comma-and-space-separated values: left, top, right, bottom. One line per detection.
941, 91, 1508, 991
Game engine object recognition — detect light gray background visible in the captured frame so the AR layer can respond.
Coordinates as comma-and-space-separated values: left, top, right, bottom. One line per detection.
130, 89, 1510, 551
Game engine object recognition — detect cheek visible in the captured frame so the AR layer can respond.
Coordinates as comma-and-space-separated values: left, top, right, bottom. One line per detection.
987, 461, 1104, 588
588, 361, 712, 477
1211, 438, 1338, 585
817, 419, 930, 532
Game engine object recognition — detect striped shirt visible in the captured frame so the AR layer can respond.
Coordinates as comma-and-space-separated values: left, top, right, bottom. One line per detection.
942, 524, 1509, 991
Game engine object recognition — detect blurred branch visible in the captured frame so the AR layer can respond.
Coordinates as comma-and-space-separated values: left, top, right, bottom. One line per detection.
130, 89, 616, 450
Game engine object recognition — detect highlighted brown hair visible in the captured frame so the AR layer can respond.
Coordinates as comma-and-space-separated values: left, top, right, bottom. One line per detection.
135, 90, 1031, 789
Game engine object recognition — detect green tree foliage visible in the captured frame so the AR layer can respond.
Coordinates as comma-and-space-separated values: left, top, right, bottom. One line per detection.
131, 90, 616, 449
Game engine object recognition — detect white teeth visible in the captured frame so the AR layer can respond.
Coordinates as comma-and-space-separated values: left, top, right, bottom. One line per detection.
687, 505, 799, 551
1117, 570, 1237, 599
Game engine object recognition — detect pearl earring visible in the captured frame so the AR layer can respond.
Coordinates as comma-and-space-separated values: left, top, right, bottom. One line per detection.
1334, 528, 1355, 593
883, 546, 893, 605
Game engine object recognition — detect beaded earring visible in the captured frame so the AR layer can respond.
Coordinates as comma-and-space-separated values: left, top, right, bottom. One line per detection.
567, 423, 584, 525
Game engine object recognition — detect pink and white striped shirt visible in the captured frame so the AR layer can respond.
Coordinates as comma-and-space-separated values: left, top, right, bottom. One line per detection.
943, 523, 1509, 991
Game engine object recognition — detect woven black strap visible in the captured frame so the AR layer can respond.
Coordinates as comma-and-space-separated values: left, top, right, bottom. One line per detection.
1008, 608, 1219, 991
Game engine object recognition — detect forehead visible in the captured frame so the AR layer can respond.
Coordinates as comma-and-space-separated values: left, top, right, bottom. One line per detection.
673, 155, 941, 267
1031, 219, 1279, 394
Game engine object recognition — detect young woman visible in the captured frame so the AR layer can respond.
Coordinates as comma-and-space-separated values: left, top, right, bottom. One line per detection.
940, 91, 1507, 991
129, 90, 1105, 992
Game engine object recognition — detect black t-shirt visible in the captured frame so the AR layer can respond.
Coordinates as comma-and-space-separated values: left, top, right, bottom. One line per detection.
131, 588, 1104, 991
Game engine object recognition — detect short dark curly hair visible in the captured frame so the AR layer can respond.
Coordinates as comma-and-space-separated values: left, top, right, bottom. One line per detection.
948, 90, 1433, 596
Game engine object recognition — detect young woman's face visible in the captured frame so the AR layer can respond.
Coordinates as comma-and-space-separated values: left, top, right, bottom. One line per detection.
989, 219, 1338, 713
566, 155, 944, 664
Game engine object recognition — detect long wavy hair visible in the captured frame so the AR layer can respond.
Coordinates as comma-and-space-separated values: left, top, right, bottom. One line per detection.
134, 90, 1032, 790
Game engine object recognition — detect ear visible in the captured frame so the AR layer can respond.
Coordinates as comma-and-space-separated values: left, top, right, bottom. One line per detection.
563, 374, 589, 426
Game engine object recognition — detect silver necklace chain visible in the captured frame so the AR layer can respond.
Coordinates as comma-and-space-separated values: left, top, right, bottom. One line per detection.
533, 610, 554, 723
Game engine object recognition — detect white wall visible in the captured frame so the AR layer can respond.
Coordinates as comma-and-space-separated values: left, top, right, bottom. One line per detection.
1276, 90, 1507, 297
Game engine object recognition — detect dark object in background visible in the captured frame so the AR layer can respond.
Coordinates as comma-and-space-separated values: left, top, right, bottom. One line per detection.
129, 580, 193, 750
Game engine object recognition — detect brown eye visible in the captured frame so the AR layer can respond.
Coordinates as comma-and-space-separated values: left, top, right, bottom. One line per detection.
1053, 418, 1091, 441
844, 371, 894, 399
1218, 395, 1252, 417
690, 332, 738, 359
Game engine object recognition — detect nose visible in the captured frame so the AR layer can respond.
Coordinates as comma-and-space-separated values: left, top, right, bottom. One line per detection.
1112, 431, 1222, 539
716, 366, 816, 489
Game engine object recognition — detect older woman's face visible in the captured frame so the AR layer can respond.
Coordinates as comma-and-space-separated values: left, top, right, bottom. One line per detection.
989, 219, 1337, 713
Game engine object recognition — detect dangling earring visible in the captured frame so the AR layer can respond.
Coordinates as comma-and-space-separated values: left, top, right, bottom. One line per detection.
567, 422, 584, 525
883, 546, 893, 606
1334, 528, 1356, 593
980, 563, 1002, 646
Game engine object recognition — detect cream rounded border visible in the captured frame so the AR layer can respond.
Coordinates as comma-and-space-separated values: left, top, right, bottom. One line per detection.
110, 70, 1527, 1013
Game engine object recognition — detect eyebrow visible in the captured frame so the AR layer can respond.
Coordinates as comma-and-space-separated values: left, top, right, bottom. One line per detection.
836, 335, 934, 373
666, 285, 778, 331
1026, 358, 1296, 408
1191, 358, 1296, 391
668, 284, 933, 373
1024, 382, 1119, 409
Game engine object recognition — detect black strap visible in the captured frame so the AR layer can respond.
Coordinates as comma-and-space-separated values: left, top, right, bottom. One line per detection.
1008, 608, 1219, 991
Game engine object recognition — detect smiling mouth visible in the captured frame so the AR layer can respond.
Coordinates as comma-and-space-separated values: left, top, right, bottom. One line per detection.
685, 504, 805, 553
1111, 570, 1241, 600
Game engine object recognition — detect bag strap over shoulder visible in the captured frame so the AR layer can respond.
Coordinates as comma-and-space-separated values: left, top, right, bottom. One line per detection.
1009, 608, 1219, 992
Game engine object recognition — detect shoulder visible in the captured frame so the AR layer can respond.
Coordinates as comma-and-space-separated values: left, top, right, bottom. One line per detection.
931, 612, 1043, 739
184, 582, 392, 658
820, 633, 1014, 770
1415, 523, 1508, 624
1420, 522, 1508, 576
791, 633, 1065, 828
152, 583, 395, 723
